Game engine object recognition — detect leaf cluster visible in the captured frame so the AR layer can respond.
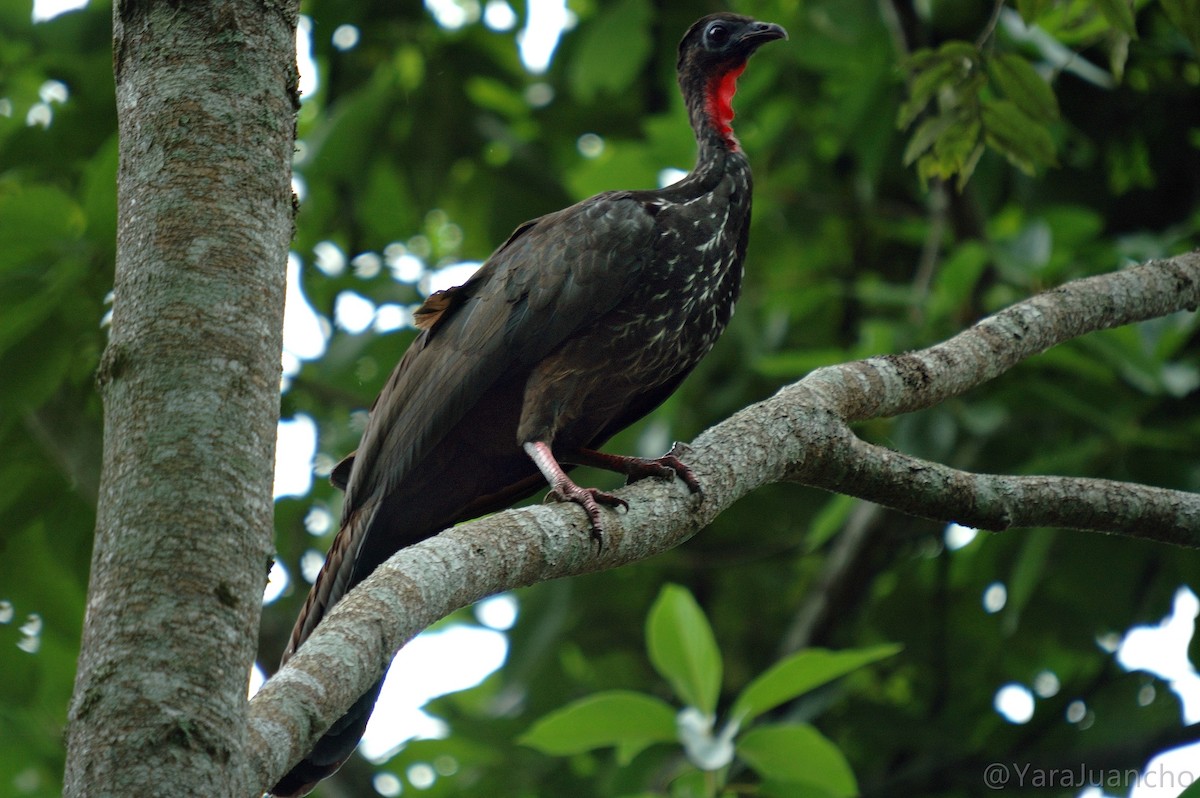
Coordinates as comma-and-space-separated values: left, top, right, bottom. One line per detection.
521, 584, 898, 798
3, 0, 1200, 796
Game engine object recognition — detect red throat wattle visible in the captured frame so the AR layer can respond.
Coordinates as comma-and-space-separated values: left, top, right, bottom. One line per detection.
706, 64, 746, 149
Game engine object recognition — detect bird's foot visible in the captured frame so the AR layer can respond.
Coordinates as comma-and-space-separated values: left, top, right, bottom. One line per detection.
545, 479, 628, 547
573, 443, 702, 494
526, 441, 623, 546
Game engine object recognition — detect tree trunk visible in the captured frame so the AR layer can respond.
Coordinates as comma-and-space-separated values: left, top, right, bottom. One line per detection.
64, 2, 298, 794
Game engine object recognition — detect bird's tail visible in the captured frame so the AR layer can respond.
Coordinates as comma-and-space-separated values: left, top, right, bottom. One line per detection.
270, 447, 547, 795
281, 497, 374, 661
270, 676, 384, 797
271, 505, 378, 797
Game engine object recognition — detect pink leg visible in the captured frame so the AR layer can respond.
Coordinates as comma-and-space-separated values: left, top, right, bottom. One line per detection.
568, 443, 702, 494
524, 441, 627, 543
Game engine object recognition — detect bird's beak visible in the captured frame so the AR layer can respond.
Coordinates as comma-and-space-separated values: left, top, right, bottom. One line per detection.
738, 21, 788, 47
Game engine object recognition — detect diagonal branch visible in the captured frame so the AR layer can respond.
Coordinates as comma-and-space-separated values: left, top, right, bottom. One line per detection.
797, 254, 1200, 420
799, 434, 1200, 544
247, 252, 1200, 793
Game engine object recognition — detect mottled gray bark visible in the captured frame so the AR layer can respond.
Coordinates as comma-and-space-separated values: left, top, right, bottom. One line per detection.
65, 1, 298, 795
248, 253, 1200, 791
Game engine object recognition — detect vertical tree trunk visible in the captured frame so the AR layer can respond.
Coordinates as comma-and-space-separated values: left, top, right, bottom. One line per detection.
65, 1, 298, 794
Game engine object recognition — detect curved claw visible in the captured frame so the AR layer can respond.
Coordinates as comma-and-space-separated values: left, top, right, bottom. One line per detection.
526, 441, 630, 549
651, 445, 702, 494
571, 443, 703, 494
546, 483, 627, 547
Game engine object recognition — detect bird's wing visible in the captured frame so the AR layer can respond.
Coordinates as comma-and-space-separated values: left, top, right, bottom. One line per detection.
340, 191, 657, 522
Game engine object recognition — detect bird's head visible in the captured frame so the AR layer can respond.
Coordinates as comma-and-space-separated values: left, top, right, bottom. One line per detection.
677, 13, 788, 75
676, 13, 787, 150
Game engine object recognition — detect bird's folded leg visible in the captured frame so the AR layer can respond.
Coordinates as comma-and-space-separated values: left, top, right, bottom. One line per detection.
568, 443, 702, 494
524, 441, 627, 545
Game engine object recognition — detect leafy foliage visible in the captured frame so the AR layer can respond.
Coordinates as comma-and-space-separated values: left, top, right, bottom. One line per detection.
647, 584, 724, 718
522, 584, 894, 797
2, 0, 1200, 796
899, 37, 1065, 187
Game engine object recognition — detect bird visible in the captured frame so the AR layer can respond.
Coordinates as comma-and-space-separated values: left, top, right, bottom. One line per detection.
271, 12, 786, 796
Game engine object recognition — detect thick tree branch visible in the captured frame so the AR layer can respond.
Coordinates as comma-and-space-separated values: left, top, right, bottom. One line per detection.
249, 253, 1200, 793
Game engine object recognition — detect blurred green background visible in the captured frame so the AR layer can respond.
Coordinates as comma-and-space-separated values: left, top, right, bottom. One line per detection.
2, 0, 1199, 795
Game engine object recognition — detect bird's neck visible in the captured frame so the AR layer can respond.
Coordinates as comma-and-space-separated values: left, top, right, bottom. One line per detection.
705, 64, 745, 150
686, 63, 747, 155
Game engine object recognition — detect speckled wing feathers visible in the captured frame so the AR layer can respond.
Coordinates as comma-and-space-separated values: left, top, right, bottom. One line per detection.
343, 192, 654, 524
283, 193, 656, 656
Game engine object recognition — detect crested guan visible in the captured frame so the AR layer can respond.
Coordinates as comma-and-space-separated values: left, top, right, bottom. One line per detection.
272, 13, 786, 796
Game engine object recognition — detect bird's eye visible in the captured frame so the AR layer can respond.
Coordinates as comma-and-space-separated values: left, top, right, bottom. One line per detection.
705, 23, 729, 46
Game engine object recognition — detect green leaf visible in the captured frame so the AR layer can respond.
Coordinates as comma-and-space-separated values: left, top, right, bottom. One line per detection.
989, 53, 1060, 122
465, 76, 529, 119
903, 112, 958, 166
897, 66, 945, 130
929, 242, 989, 319
981, 99, 1057, 174
1109, 29, 1131, 82
1016, 0, 1054, 24
1160, 0, 1200, 53
0, 183, 84, 272
519, 690, 677, 764
955, 142, 987, 189
1093, 0, 1137, 37
806, 494, 856, 550
1004, 531, 1057, 633
898, 47, 971, 129
737, 724, 858, 796
646, 584, 722, 715
761, 781, 853, 798
303, 73, 393, 178
905, 104, 986, 187
927, 40, 981, 67
730, 644, 901, 724
669, 770, 709, 798
0, 323, 75, 409
568, 0, 653, 101
935, 112, 983, 173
